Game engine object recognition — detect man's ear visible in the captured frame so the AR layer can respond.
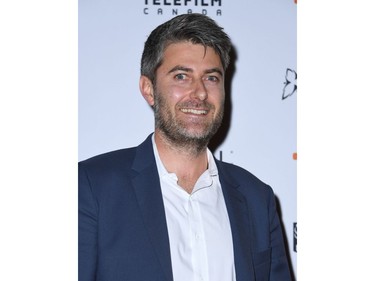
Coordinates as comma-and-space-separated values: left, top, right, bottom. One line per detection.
139, 75, 155, 106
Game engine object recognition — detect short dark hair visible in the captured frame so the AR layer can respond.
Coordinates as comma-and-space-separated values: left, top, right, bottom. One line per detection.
140, 13, 232, 83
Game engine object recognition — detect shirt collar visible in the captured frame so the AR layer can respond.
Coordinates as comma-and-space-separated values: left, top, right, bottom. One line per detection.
152, 133, 218, 179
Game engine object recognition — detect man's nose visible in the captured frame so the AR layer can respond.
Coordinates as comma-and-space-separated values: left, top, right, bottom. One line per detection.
190, 79, 208, 101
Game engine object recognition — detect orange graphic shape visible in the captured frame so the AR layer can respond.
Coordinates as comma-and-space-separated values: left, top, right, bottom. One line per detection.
293, 152, 297, 160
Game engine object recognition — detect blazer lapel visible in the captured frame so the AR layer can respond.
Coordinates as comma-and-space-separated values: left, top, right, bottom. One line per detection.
217, 161, 256, 281
131, 135, 173, 281
129, 136, 256, 281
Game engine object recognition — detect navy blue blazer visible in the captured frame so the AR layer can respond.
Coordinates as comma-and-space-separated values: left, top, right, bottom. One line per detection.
79, 135, 292, 281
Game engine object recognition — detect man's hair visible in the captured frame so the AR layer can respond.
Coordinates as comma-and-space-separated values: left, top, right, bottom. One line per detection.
140, 13, 232, 83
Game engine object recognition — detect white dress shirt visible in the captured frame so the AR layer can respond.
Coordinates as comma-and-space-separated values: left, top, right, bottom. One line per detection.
152, 136, 236, 281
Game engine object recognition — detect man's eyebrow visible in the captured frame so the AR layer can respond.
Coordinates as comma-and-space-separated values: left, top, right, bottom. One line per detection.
168, 66, 223, 77
168, 65, 193, 74
205, 68, 223, 77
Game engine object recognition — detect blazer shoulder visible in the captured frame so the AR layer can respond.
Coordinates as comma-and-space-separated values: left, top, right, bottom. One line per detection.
78, 147, 140, 201
79, 147, 137, 173
79, 134, 154, 173
217, 160, 267, 185
217, 160, 273, 196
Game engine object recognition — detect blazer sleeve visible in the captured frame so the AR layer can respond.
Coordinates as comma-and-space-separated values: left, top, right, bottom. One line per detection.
78, 163, 98, 281
268, 187, 293, 281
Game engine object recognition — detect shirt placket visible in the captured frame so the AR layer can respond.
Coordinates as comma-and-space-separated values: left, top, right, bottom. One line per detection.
188, 193, 209, 281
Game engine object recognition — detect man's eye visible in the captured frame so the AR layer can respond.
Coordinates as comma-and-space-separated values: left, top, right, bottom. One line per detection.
206, 76, 219, 82
175, 73, 186, 80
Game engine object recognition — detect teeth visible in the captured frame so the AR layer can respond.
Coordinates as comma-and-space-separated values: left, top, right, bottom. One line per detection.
181, 108, 208, 115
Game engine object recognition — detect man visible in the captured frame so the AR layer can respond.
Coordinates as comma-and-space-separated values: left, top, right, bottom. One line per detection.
79, 13, 292, 281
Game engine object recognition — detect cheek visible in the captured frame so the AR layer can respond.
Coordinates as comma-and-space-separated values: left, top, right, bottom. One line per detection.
155, 81, 178, 102
210, 90, 225, 107
163, 85, 189, 105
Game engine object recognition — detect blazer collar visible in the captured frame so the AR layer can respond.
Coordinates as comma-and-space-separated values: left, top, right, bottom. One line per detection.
131, 134, 174, 281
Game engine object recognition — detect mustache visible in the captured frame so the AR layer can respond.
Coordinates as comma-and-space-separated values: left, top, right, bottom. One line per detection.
177, 100, 214, 110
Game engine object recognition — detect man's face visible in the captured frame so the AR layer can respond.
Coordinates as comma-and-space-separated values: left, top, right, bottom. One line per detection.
152, 41, 225, 146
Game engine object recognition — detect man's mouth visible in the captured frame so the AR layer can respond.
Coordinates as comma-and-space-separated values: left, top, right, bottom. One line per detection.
180, 108, 208, 115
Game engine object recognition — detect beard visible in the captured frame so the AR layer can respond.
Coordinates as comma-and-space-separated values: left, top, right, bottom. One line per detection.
153, 90, 224, 153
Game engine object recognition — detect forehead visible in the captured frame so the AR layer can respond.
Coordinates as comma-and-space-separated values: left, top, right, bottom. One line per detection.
160, 41, 223, 70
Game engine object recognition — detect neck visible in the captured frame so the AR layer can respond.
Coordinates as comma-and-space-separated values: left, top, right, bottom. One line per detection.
154, 130, 209, 193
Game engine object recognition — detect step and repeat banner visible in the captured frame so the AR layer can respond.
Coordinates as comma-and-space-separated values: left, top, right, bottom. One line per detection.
79, 0, 297, 276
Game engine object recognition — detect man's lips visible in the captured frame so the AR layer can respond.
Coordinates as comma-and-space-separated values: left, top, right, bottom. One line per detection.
180, 108, 209, 115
